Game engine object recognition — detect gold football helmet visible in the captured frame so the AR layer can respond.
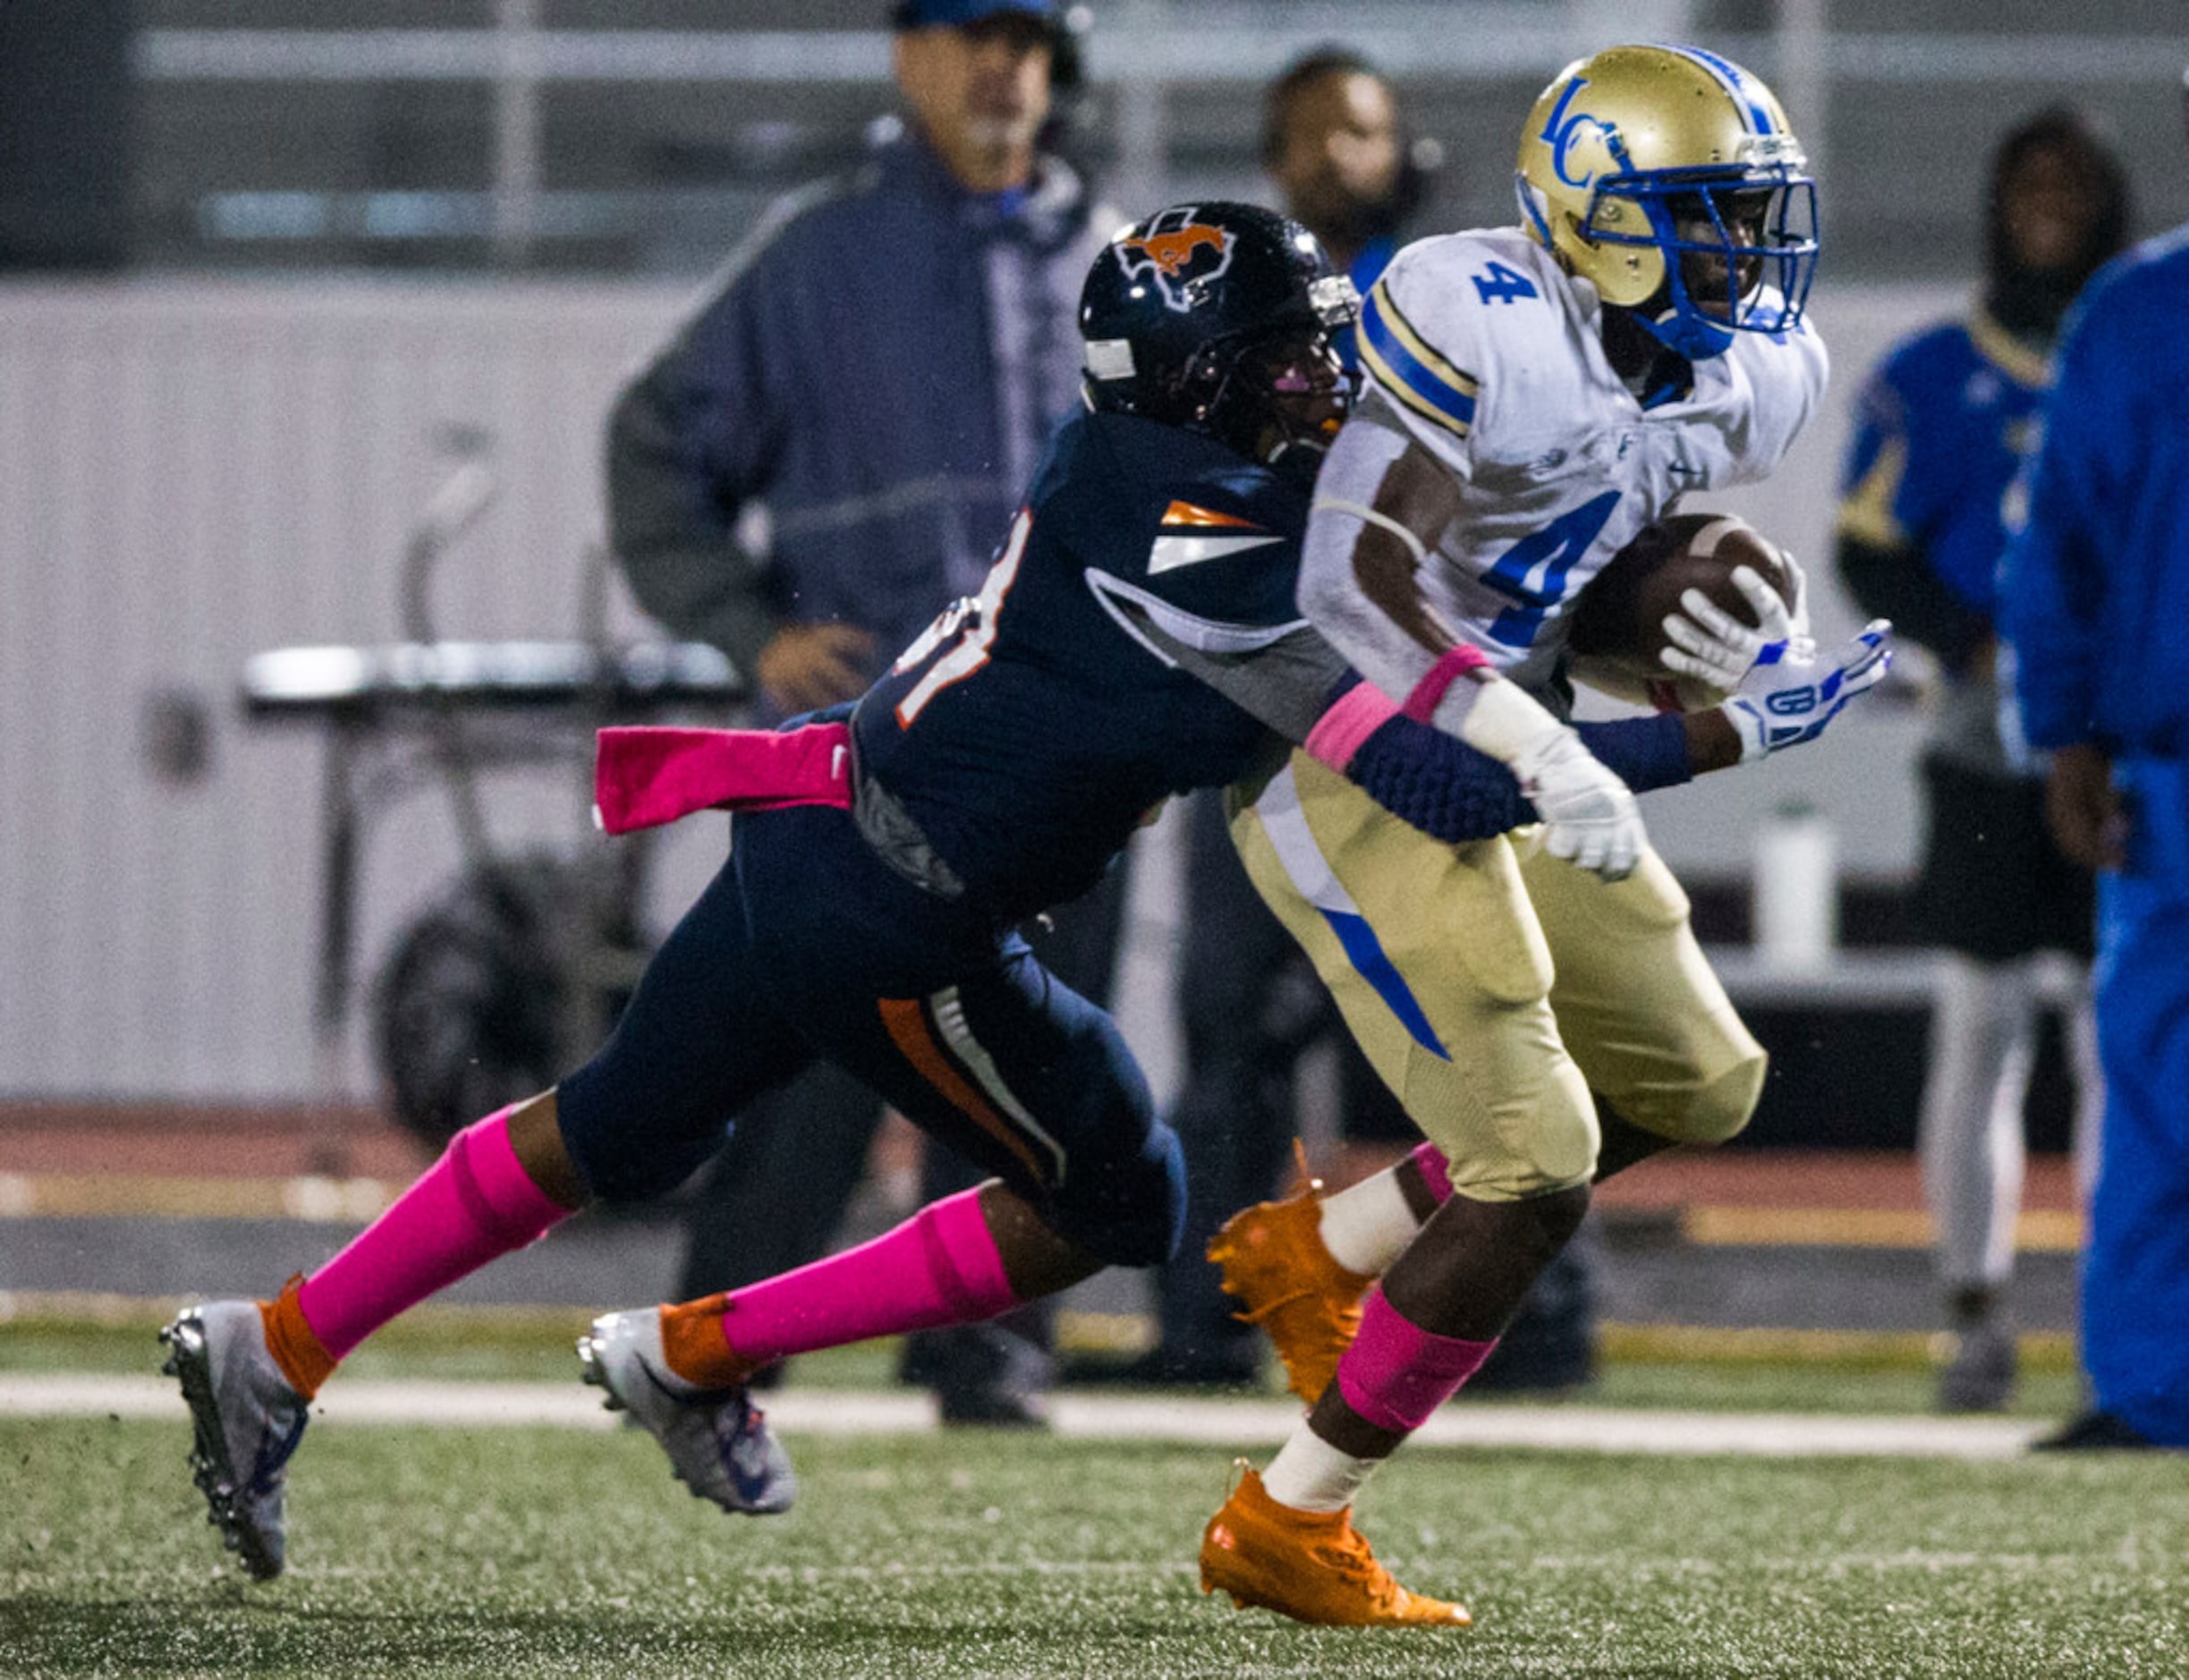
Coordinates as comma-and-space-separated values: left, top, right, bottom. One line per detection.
1514, 43, 1818, 359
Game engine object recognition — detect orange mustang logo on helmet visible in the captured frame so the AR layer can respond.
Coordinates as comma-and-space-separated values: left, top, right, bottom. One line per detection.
1118, 208, 1236, 313
1126, 225, 1227, 276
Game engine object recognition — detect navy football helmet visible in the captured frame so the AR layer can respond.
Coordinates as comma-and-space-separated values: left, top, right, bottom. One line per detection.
1080, 201, 1359, 484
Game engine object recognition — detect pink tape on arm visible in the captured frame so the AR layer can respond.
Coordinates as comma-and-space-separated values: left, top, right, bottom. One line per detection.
594, 722, 853, 835
1409, 1140, 1455, 1205
714, 1187, 1022, 1368
1335, 1288, 1498, 1432
1303, 682, 1400, 771
296, 1106, 570, 1359
1400, 645, 1492, 724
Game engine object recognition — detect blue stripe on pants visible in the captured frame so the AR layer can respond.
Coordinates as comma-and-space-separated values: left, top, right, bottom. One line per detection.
1320, 906, 1449, 1061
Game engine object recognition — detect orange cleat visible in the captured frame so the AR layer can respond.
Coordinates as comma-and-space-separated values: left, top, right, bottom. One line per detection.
1208, 1184, 1372, 1404
1200, 1465, 1470, 1628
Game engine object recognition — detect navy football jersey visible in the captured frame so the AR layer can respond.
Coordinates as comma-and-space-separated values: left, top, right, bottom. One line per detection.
853, 410, 1333, 920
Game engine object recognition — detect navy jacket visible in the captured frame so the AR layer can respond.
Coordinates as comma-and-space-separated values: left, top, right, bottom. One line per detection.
607, 129, 1105, 694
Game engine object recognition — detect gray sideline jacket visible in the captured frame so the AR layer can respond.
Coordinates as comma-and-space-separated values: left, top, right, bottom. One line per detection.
606, 129, 1108, 700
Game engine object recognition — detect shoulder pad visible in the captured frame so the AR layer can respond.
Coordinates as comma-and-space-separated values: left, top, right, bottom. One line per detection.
1359, 233, 1565, 446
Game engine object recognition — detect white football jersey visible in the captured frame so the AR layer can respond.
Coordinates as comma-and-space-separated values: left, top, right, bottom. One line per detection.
1313, 227, 1828, 700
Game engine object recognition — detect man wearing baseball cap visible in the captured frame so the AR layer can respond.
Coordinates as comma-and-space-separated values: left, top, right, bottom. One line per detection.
888, 1, 1068, 201
607, 0, 1114, 1428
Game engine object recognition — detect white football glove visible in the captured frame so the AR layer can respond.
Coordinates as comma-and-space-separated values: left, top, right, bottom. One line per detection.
1513, 725, 1648, 881
1660, 550, 1810, 692
1719, 619, 1894, 762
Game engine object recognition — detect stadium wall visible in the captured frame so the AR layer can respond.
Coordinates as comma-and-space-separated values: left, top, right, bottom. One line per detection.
0, 277, 1962, 1101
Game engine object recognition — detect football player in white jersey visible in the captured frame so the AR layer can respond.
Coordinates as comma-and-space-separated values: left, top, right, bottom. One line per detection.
1201, 44, 1888, 1626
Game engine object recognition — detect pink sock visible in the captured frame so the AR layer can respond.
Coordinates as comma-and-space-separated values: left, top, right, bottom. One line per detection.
1335, 1287, 1498, 1432
296, 1106, 570, 1359
1409, 1140, 1456, 1205
715, 1187, 1021, 1368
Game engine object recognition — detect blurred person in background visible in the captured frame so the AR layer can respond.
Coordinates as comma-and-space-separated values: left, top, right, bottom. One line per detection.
1998, 65, 2189, 1455
1262, 47, 1419, 299
1109, 47, 1598, 1396
1104, 47, 1422, 1391
604, 0, 1115, 1426
1835, 107, 2127, 1412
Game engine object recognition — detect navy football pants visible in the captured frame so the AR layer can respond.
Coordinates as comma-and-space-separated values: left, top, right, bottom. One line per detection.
556, 803, 1185, 1271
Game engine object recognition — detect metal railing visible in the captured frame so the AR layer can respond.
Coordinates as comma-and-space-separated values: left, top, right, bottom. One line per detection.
130, 4, 2184, 268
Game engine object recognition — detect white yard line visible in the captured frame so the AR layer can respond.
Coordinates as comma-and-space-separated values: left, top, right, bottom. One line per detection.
0, 1374, 2048, 1461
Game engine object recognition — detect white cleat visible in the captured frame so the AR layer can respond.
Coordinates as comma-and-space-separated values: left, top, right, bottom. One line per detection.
577, 1309, 796, 1516
159, 1300, 310, 1581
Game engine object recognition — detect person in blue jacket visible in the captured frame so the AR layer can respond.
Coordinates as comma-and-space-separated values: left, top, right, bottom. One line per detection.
1999, 68, 2189, 1454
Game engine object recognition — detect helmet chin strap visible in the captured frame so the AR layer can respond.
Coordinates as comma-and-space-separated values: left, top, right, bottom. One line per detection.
1636, 301, 1732, 362
1599, 301, 1700, 407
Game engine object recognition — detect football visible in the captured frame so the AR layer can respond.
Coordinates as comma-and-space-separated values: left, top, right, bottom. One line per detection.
1565, 512, 1794, 711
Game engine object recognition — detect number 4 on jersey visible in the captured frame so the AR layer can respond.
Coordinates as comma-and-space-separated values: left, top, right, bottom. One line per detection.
1472, 260, 1539, 307
1480, 491, 1620, 649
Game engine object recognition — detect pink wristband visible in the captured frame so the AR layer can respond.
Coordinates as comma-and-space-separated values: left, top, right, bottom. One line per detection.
1303, 682, 1400, 771
1401, 646, 1492, 723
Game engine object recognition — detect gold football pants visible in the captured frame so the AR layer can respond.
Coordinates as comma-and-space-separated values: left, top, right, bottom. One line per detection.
1229, 751, 1766, 1201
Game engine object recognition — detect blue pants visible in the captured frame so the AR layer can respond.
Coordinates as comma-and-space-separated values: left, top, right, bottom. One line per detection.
2082, 757, 2189, 1445
555, 803, 1184, 1271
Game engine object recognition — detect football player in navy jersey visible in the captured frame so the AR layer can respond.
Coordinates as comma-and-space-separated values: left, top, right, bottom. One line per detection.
160, 200, 1882, 1582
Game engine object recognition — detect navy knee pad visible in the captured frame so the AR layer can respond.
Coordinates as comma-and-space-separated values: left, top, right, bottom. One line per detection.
1047, 1119, 1186, 1268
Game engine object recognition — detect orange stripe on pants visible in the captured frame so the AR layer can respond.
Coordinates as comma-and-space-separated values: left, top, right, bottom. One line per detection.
877, 997, 1048, 1184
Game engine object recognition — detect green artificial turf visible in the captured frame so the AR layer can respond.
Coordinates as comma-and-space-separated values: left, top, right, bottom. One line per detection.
3, 1414, 2184, 1678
